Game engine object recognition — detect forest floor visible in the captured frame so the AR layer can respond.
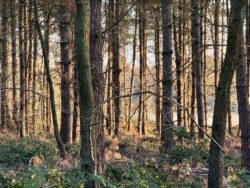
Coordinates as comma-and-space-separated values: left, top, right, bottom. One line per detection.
0, 128, 249, 188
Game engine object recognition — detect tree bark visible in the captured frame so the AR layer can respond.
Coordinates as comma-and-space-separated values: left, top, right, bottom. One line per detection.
11, 0, 18, 128
191, 0, 204, 139
155, 4, 161, 134
214, 0, 220, 88
161, 0, 174, 152
1, 0, 8, 129
19, 0, 25, 137
32, 29, 37, 134
208, 0, 246, 187
236, 31, 250, 170
60, 3, 72, 144
90, 0, 105, 175
75, 0, 95, 177
33, 0, 66, 159
112, 0, 121, 136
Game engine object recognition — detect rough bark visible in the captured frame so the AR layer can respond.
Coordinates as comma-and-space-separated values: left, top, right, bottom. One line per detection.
236, 32, 250, 170
75, 0, 95, 177
60, 3, 72, 144
90, 0, 105, 175
161, 0, 174, 152
208, 0, 246, 187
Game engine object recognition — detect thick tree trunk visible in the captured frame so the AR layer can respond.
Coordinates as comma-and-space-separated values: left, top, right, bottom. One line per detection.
75, 0, 95, 177
161, 0, 174, 152
90, 0, 105, 175
60, 3, 72, 144
208, 0, 246, 187
236, 32, 250, 170
33, 0, 66, 159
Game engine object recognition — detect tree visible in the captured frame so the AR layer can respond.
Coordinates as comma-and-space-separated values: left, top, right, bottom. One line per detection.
1, 0, 8, 129
11, 0, 18, 128
90, 0, 105, 175
75, 0, 95, 177
137, 1, 147, 135
19, 0, 25, 137
214, 0, 220, 87
33, 0, 66, 159
208, 0, 247, 187
60, 1, 72, 144
236, 31, 250, 170
191, 0, 204, 139
161, 0, 174, 152
112, 0, 121, 136
154, 3, 161, 134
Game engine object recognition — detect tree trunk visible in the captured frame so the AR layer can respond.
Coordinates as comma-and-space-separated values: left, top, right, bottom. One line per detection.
33, 0, 66, 159
32, 29, 37, 134
155, 5, 161, 134
1, 0, 8, 129
173, 10, 182, 128
90, 0, 105, 175
138, 1, 147, 135
19, 0, 25, 137
11, 0, 18, 128
214, 0, 220, 88
191, 0, 204, 139
161, 0, 174, 152
75, 0, 95, 177
112, 0, 121, 136
208, 0, 246, 187
72, 59, 79, 143
236, 31, 250, 170
60, 3, 72, 144
246, 0, 250, 97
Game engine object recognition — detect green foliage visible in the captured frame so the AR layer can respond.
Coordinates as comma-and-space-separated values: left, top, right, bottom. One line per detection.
158, 141, 209, 166
0, 167, 114, 188
0, 138, 57, 166
65, 143, 80, 158
105, 164, 171, 187
229, 171, 250, 187
174, 127, 191, 140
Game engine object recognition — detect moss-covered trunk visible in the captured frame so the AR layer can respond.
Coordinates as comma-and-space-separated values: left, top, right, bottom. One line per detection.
75, 0, 95, 176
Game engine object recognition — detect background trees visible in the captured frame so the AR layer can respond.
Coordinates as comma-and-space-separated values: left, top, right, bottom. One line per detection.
0, 0, 249, 187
